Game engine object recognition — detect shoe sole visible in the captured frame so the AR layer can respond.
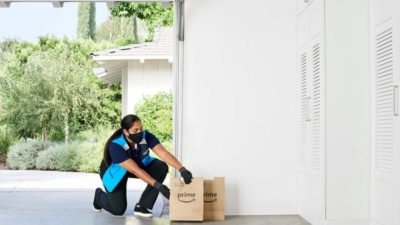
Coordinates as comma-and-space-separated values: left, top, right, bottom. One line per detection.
93, 206, 102, 212
134, 212, 153, 218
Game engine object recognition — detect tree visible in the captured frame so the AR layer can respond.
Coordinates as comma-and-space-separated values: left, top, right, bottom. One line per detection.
96, 16, 149, 45
77, 2, 96, 40
0, 37, 121, 142
110, 2, 173, 41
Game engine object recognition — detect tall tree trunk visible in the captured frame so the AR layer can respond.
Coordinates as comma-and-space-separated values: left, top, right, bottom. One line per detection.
64, 114, 69, 144
133, 15, 138, 42
77, 2, 96, 40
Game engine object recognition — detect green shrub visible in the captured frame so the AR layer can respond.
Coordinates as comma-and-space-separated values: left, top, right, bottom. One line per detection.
7, 139, 54, 170
58, 142, 80, 171
35, 144, 62, 170
76, 141, 103, 173
35, 141, 99, 172
0, 126, 16, 159
73, 127, 113, 173
34, 128, 112, 173
135, 92, 172, 143
72, 126, 114, 145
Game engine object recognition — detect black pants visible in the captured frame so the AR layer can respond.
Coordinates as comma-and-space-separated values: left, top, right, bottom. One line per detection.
94, 158, 168, 215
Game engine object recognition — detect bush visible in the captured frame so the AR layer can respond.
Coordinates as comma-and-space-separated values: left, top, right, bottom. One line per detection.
58, 142, 81, 171
7, 127, 112, 172
0, 126, 16, 160
7, 139, 53, 170
35, 128, 110, 173
72, 127, 113, 173
35, 145, 62, 170
135, 92, 172, 143
72, 126, 114, 144
77, 141, 103, 173
35, 141, 101, 173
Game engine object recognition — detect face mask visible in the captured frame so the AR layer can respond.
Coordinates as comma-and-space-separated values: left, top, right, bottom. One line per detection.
129, 131, 143, 143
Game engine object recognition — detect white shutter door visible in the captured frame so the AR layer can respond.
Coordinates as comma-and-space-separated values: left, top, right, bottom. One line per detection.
297, 1, 325, 224
375, 25, 395, 180
299, 49, 311, 219
301, 51, 310, 170
312, 43, 322, 172
371, 12, 400, 225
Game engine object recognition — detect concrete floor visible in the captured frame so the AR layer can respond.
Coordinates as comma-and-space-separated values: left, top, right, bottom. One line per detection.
0, 171, 311, 225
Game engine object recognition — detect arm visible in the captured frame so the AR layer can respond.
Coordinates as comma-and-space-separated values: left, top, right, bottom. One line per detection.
151, 143, 183, 170
119, 159, 156, 186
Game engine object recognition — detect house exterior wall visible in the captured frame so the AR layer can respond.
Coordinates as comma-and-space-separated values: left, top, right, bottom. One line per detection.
181, 0, 298, 215
121, 59, 172, 116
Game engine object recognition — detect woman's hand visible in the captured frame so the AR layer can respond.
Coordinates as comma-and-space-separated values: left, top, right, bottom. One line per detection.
179, 167, 193, 184
154, 181, 170, 199
151, 144, 193, 184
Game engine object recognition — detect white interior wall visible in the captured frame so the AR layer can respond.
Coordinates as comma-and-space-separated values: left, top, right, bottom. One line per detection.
181, 0, 298, 215
122, 59, 172, 116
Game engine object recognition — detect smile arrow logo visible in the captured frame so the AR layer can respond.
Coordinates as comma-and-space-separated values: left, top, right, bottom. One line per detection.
178, 198, 196, 203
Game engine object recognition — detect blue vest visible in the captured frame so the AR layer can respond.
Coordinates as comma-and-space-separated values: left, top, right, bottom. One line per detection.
102, 132, 155, 192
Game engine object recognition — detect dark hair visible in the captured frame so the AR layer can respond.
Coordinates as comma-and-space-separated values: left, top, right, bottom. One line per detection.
103, 114, 141, 166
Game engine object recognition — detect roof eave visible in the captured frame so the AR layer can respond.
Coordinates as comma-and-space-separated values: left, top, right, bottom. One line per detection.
92, 55, 173, 63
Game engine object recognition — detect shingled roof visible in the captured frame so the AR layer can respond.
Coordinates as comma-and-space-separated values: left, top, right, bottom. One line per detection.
91, 27, 173, 61
92, 27, 173, 84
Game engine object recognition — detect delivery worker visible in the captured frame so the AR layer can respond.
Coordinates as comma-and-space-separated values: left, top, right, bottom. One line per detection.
92, 114, 193, 217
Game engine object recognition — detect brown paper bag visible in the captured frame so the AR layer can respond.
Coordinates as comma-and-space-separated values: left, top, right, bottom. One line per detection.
170, 177, 204, 221
204, 177, 225, 221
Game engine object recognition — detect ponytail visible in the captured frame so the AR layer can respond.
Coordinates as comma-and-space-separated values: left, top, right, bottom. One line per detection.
103, 128, 123, 167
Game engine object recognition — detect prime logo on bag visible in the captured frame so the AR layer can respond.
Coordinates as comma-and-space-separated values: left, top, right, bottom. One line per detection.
170, 177, 225, 221
204, 192, 218, 203
177, 192, 196, 203
170, 177, 204, 221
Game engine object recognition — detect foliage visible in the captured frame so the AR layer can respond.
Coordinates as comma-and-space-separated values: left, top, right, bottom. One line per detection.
58, 142, 81, 171
0, 126, 16, 159
0, 37, 121, 142
96, 16, 149, 44
35, 144, 63, 170
6, 139, 53, 170
77, 2, 96, 40
135, 92, 173, 143
76, 141, 103, 173
74, 127, 114, 173
72, 126, 114, 144
110, 2, 173, 41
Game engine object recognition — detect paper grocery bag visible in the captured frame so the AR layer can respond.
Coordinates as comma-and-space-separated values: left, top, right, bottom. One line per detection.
204, 177, 225, 221
170, 177, 204, 221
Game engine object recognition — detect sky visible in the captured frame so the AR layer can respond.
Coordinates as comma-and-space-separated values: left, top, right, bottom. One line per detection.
0, 2, 110, 42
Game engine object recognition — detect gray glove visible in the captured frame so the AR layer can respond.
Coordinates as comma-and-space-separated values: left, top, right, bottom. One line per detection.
154, 181, 170, 199
179, 167, 193, 184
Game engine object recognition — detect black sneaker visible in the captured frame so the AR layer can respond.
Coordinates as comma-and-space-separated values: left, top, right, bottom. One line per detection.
134, 203, 152, 217
93, 188, 102, 212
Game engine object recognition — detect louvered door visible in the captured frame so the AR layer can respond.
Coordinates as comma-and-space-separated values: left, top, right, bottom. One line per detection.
308, 37, 325, 225
299, 49, 311, 222
312, 43, 322, 172
371, 13, 400, 225
297, 0, 326, 224
375, 25, 395, 181
300, 51, 310, 170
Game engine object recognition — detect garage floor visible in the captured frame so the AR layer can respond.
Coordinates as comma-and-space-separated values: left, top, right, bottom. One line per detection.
0, 171, 310, 225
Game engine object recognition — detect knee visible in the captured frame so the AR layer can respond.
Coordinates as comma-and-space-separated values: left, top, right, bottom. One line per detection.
159, 161, 168, 175
110, 204, 127, 216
